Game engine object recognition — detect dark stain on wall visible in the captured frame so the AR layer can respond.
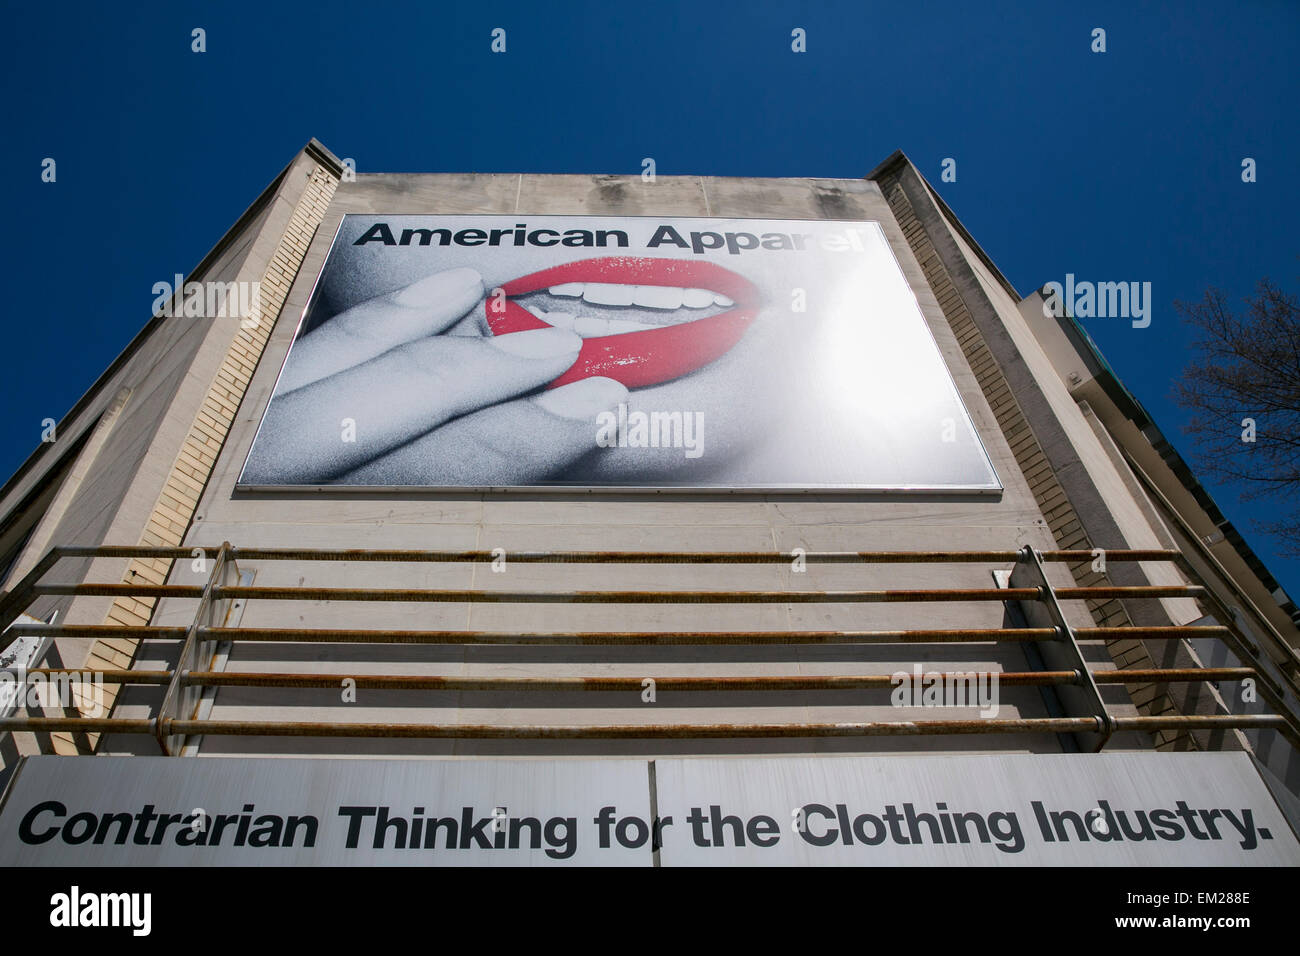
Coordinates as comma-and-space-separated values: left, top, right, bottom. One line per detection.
811, 184, 860, 220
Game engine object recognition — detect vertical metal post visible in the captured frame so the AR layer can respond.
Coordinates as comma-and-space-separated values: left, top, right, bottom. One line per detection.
1008, 546, 1113, 752
0, 547, 67, 644
181, 562, 254, 756
155, 543, 232, 755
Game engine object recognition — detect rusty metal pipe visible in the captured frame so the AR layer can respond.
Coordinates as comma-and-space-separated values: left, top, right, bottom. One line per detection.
1077, 626, 1232, 639
0, 546, 67, 640
10, 667, 1251, 691
1038, 550, 1183, 562
183, 668, 1254, 691
168, 717, 1103, 739
1092, 668, 1256, 683
210, 586, 1049, 603
4, 625, 189, 639
0, 717, 155, 733
197, 626, 1060, 644
1055, 586, 1204, 600
173, 713, 1291, 738
1113, 715, 1288, 732
42, 544, 1181, 563
28, 582, 1204, 603
3, 623, 1229, 644
184, 670, 1085, 691
4, 712, 1285, 739
33, 583, 204, 599
24, 669, 171, 684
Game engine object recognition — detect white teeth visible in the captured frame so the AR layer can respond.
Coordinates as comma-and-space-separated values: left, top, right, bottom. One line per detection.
573, 316, 655, 337
523, 304, 577, 330
581, 283, 635, 306
524, 304, 647, 336
631, 285, 684, 310
543, 282, 732, 310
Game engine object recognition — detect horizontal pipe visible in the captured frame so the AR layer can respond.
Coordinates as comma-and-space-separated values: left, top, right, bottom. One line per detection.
184, 671, 1086, 691
197, 626, 1060, 644
1113, 715, 1288, 732
29, 582, 1204, 604
3, 713, 1285, 739
43, 545, 1182, 564
183, 668, 1252, 692
212, 586, 1047, 604
8, 667, 1250, 692
1077, 626, 1231, 640
227, 547, 1182, 564
7, 667, 1247, 693
219, 584, 1201, 604
3, 624, 189, 639
34, 583, 204, 599
46, 546, 192, 560
1055, 586, 1203, 600
1, 623, 1236, 645
24, 669, 171, 685
172, 714, 1288, 738
0, 717, 155, 733
1092, 668, 1256, 683
235, 549, 1024, 564
170, 717, 1103, 739
1038, 550, 1183, 563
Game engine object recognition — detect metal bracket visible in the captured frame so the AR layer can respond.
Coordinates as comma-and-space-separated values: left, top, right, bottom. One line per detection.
180, 567, 255, 756
155, 544, 235, 755
1008, 546, 1113, 751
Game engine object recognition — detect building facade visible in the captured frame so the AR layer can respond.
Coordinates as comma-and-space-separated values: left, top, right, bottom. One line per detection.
1, 141, 1297, 865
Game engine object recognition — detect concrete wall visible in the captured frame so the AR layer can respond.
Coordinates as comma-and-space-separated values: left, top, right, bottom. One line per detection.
96, 170, 1142, 759
0, 147, 338, 757
0, 185, 279, 664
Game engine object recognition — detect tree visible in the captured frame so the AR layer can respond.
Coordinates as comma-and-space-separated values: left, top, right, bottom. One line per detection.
1174, 277, 1300, 554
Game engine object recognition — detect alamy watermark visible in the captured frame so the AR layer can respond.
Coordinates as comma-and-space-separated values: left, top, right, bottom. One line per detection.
1041, 274, 1151, 328
0, 667, 106, 717
151, 275, 262, 326
890, 664, 1000, 718
49, 886, 151, 936
595, 403, 704, 459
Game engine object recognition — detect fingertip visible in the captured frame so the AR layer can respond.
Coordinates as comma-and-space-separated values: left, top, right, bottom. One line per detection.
390, 267, 483, 307
533, 376, 628, 420
488, 326, 583, 359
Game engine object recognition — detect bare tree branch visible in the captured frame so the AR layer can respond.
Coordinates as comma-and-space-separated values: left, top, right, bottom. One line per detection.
1173, 276, 1300, 556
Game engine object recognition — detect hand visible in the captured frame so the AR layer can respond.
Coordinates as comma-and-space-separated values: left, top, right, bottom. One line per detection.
242, 268, 629, 485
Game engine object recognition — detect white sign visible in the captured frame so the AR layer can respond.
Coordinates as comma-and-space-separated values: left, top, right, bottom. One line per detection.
1, 753, 1293, 866
654, 753, 1300, 866
0, 757, 652, 866
238, 215, 1001, 492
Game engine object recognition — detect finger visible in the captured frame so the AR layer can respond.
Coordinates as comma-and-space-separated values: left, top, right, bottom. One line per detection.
243, 327, 583, 484
338, 377, 629, 486
276, 268, 484, 393
444, 297, 490, 337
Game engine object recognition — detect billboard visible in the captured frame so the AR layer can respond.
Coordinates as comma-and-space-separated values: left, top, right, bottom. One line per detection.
237, 215, 1001, 492
2, 754, 1295, 866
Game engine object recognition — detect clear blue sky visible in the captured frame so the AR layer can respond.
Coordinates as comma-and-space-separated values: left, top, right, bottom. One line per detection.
3, 1, 1297, 596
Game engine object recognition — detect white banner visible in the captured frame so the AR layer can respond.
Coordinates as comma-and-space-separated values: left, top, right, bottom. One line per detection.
2, 753, 1293, 866
238, 215, 1000, 492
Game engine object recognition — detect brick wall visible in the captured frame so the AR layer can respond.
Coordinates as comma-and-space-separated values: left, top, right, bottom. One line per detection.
875, 166, 1191, 751
54, 165, 340, 753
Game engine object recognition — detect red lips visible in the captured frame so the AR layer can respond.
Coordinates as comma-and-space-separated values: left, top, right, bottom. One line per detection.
488, 256, 760, 389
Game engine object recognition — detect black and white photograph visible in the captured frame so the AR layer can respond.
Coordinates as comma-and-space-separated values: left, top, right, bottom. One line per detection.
240, 215, 1001, 490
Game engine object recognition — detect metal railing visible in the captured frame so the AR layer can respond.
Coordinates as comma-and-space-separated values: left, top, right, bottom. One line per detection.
1, 544, 1298, 760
